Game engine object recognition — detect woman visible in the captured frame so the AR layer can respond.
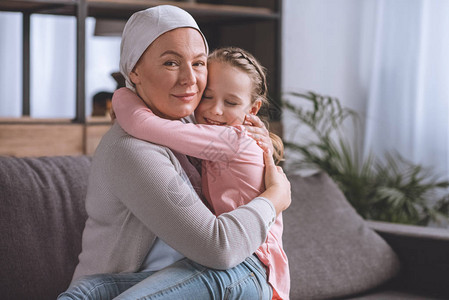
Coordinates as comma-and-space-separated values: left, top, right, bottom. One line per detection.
59, 5, 290, 299
112, 46, 290, 299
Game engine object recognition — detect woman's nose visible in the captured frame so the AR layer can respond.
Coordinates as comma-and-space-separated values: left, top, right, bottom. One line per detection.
179, 65, 197, 86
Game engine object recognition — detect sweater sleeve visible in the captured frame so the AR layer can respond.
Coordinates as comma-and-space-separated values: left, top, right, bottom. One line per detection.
112, 87, 247, 161
108, 136, 276, 270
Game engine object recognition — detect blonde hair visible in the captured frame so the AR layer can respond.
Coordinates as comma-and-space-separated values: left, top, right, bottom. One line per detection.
208, 47, 284, 164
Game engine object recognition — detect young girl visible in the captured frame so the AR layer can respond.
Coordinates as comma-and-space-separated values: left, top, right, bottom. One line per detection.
112, 47, 290, 300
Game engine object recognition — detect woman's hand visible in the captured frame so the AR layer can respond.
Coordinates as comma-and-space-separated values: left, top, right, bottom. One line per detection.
243, 114, 274, 153
258, 143, 291, 216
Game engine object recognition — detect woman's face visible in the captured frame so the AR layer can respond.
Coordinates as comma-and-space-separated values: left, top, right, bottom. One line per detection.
130, 28, 208, 120
195, 61, 261, 126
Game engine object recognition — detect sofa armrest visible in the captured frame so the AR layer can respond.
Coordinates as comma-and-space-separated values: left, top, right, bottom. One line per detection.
367, 220, 449, 297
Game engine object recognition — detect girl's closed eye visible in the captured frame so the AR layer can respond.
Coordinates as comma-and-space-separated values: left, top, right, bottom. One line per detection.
225, 100, 238, 106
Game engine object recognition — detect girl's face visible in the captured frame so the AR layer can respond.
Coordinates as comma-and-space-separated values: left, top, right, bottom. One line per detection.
130, 28, 207, 120
195, 61, 261, 126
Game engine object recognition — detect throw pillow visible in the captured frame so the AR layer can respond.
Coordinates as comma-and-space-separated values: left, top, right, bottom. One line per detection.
283, 172, 400, 299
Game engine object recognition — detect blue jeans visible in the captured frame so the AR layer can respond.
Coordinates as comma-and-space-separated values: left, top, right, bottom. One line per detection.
58, 255, 272, 300
58, 271, 155, 300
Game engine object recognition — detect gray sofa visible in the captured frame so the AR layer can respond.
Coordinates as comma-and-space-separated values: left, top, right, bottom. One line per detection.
0, 155, 448, 300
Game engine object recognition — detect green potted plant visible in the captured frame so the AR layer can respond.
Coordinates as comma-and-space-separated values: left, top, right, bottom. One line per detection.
283, 91, 449, 226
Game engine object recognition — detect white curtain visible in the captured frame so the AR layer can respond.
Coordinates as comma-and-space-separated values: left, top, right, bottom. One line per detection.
31, 14, 76, 118
0, 12, 121, 118
0, 12, 22, 116
363, 0, 449, 179
282, 0, 449, 179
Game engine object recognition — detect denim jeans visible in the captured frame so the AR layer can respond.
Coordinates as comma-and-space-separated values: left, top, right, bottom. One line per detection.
58, 271, 155, 300
58, 255, 272, 300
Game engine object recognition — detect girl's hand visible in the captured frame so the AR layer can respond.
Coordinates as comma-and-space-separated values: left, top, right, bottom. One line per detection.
259, 143, 291, 216
243, 114, 274, 153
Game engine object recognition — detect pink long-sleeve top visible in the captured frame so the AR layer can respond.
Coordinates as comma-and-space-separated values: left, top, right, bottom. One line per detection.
112, 87, 290, 300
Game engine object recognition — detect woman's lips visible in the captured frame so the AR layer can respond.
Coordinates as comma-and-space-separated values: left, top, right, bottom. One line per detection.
204, 117, 226, 125
172, 92, 197, 102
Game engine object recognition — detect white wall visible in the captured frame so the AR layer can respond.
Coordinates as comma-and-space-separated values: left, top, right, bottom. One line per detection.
281, 0, 377, 168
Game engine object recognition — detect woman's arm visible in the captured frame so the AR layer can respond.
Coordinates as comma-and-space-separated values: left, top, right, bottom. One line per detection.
112, 87, 247, 161
108, 137, 278, 270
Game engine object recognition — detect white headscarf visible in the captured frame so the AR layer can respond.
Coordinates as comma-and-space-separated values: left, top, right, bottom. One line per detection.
119, 5, 209, 91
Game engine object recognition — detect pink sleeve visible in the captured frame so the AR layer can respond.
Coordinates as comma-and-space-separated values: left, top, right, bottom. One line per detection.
112, 87, 250, 161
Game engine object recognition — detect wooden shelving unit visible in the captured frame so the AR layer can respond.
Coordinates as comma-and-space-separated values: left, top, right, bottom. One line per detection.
0, 117, 112, 156
0, 0, 278, 20
0, 0, 282, 157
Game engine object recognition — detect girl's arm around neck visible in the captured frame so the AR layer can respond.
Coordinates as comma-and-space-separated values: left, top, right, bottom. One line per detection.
112, 87, 250, 161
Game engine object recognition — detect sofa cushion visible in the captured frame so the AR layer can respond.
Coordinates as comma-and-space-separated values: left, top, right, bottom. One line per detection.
283, 172, 400, 299
0, 156, 91, 300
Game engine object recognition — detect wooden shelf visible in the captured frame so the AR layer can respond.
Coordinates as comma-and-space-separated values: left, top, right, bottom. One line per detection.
0, 117, 74, 124
0, 0, 76, 15
89, 0, 277, 21
0, 0, 278, 22
0, 116, 112, 124
0, 117, 112, 156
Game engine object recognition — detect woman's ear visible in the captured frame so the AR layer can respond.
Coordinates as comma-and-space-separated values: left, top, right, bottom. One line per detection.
249, 99, 262, 115
129, 68, 140, 85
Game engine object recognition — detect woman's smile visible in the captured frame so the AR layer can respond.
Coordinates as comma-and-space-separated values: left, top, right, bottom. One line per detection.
172, 92, 197, 103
